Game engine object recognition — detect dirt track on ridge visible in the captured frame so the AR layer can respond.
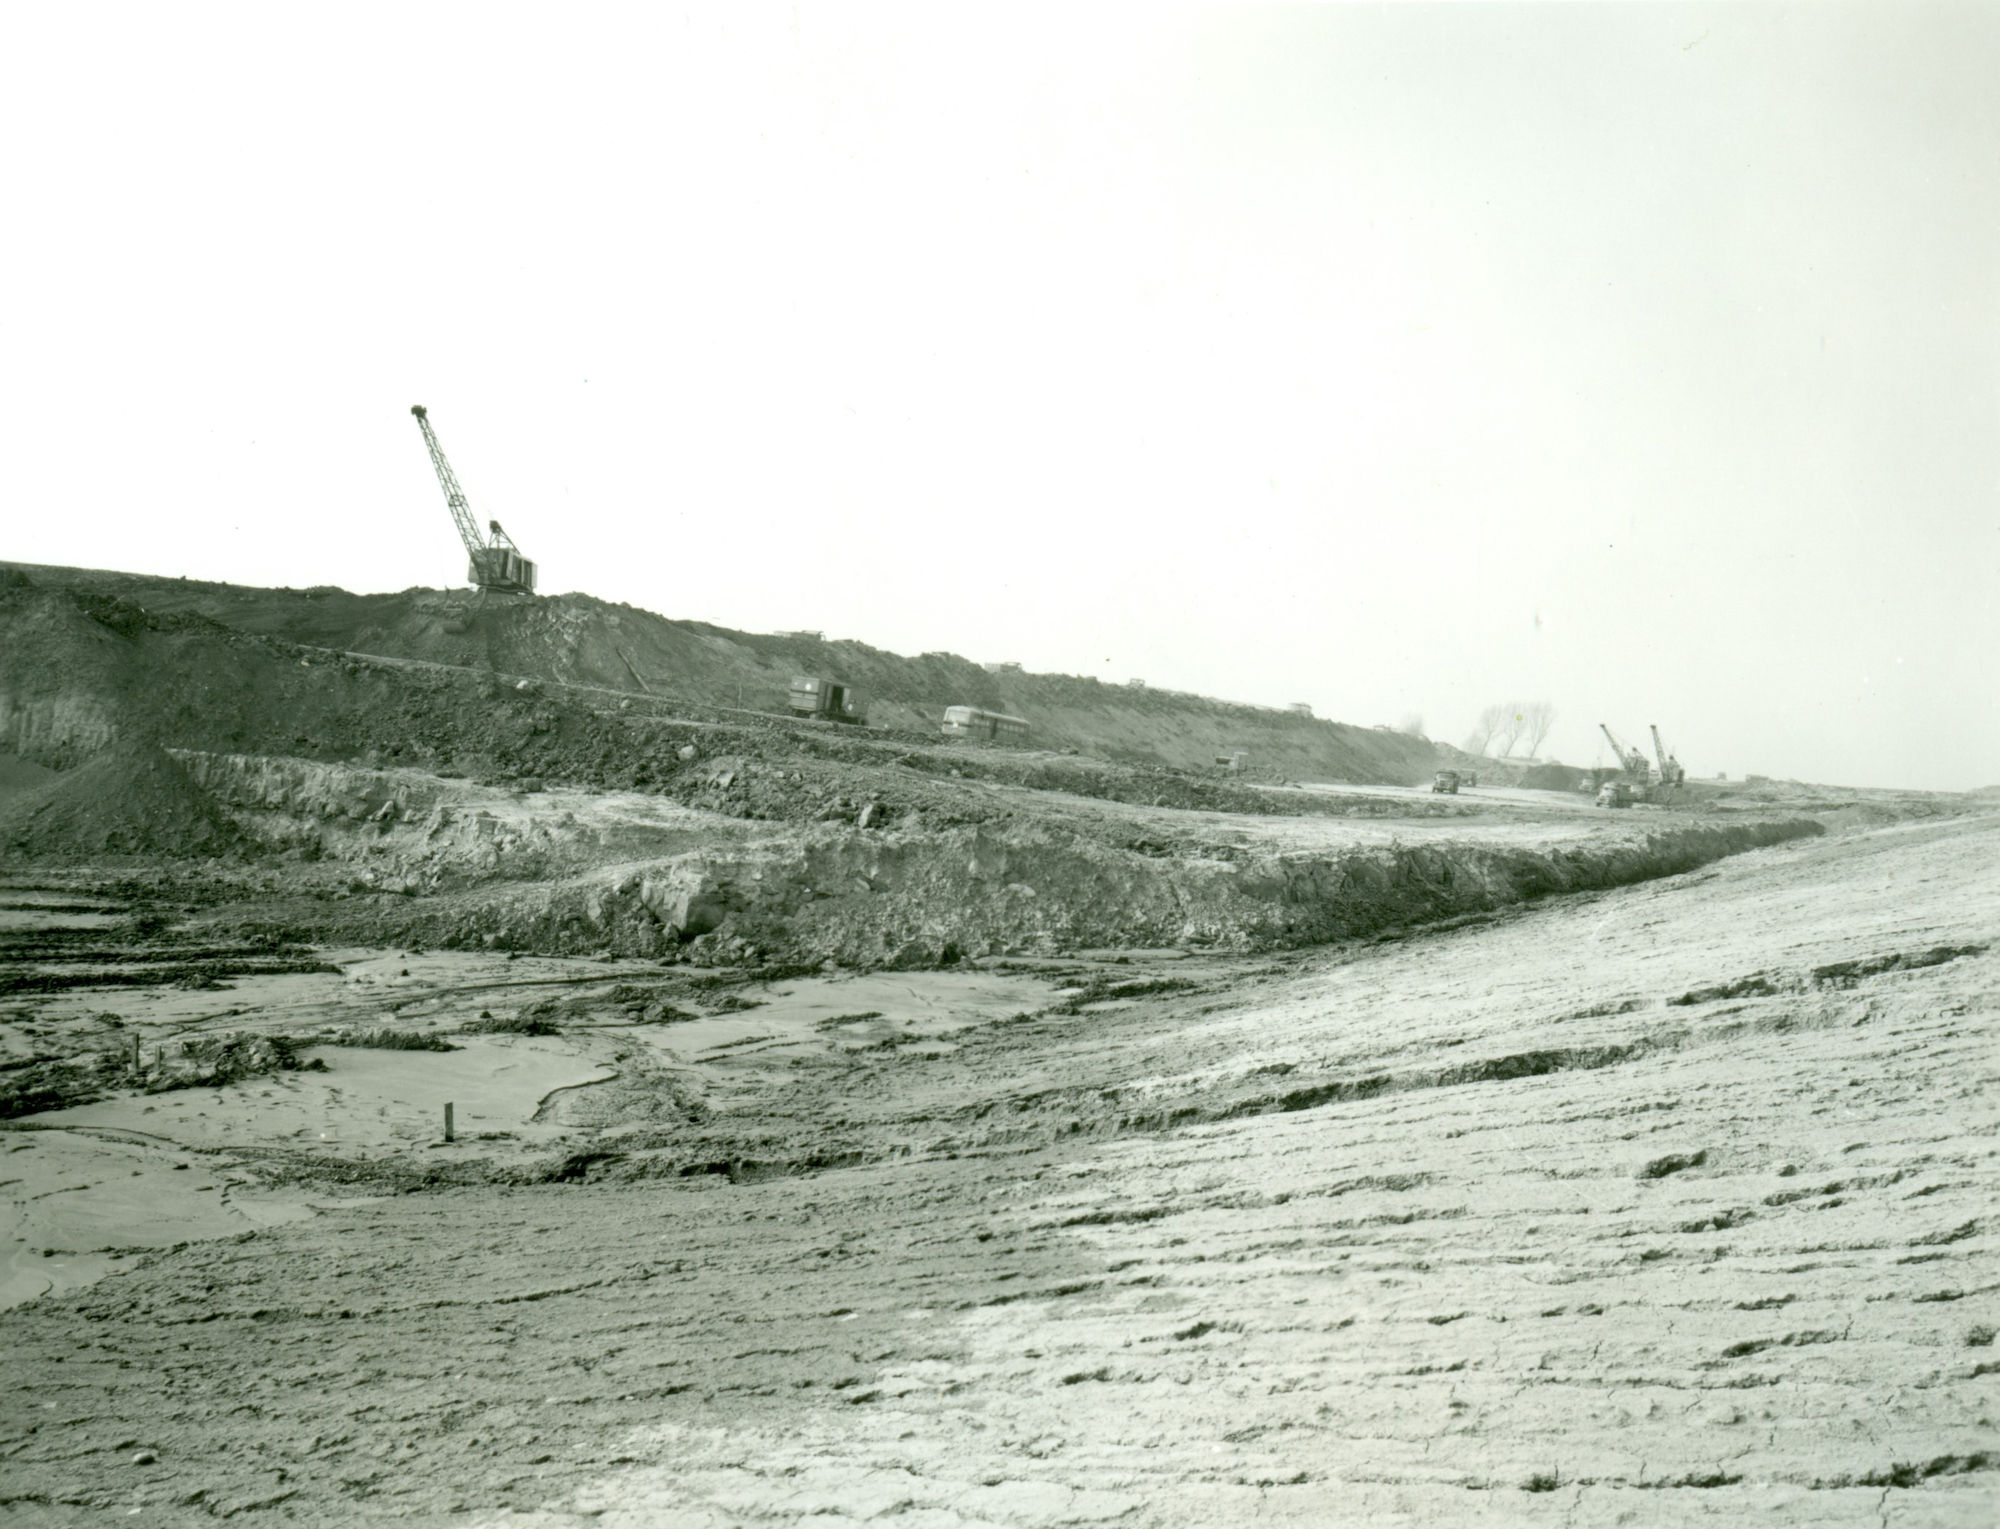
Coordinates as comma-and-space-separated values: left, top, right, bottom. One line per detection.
0, 814, 1993, 1525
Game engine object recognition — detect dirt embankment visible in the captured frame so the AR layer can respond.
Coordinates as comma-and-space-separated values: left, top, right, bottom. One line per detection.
0, 575, 1467, 817
165, 748, 1824, 967
0, 567, 1914, 973
3, 561, 1458, 784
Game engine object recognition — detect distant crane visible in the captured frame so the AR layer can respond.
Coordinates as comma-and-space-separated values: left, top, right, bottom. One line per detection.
1598, 723, 1651, 781
1649, 725, 1686, 787
409, 405, 538, 595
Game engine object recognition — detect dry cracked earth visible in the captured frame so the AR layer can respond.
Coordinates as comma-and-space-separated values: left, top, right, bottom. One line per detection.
2, 813, 1995, 1526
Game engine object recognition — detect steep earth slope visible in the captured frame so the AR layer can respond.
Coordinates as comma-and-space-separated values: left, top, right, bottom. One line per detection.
1, 562, 1462, 783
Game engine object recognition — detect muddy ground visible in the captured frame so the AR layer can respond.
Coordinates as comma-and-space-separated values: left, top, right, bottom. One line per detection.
1, 809, 1993, 1525
0, 568, 1991, 1523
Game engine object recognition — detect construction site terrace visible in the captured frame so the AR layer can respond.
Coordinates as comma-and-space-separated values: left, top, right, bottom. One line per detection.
0, 557, 1992, 1527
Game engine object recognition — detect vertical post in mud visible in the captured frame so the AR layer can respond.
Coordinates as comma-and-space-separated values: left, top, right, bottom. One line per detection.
444, 1102, 455, 1142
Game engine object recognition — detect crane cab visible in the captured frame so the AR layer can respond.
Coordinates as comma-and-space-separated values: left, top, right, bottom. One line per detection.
469, 544, 536, 594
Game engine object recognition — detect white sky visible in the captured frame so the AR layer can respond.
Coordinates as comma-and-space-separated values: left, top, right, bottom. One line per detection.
3, 4, 1995, 789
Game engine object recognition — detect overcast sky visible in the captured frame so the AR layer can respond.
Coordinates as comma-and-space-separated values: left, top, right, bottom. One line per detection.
4, 4, 1994, 789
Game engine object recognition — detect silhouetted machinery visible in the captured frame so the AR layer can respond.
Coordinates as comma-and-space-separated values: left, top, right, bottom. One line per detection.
1597, 724, 1652, 782
789, 676, 867, 724
410, 405, 538, 594
941, 706, 1030, 743
1650, 725, 1687, 787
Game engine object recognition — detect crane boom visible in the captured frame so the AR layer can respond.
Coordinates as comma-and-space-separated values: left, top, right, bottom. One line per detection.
409, 405, 538, 594
1649, 724, 1685, 786
1598, 723, 1649, 782
410, 405, 484, 559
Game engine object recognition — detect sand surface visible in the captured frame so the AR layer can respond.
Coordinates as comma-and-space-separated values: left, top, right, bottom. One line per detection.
0, 815, 1993, 1524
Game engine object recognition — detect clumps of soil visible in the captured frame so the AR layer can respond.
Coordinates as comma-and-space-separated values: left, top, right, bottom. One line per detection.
602, 984, 699, 1024
1050, 975, 1201, 1014
1638, 1149, 1710, 1180
3, 1029, 330, 1115
306, 1028, 461, 1052
460, 1011, 562, 1036
159, 1032, 325, 1090
0, 1054, 125, 1117
0, 743, 243, 861
1669, 973, 1787, 1006
0, 1027, 325, 1115
1811, 944, 1987, 986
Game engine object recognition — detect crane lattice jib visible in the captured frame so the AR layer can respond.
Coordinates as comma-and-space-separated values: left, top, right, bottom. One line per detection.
410, 405, 486, 557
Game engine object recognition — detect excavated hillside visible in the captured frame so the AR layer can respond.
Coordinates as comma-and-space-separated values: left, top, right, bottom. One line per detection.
0, 562, 1461, 784
0, 563, 1923, 973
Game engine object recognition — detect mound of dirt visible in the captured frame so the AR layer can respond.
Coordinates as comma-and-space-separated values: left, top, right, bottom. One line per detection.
0, 742, 244, 860
1518, 762, 1588, 791
2, 562, 1467, 786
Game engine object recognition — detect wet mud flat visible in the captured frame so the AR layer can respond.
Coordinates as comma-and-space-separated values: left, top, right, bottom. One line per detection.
0, 877, 1076, 1307
0, 814, 1992, 1524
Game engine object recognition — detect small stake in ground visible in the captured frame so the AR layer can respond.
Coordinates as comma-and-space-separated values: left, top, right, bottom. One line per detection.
444, 1102, 455, 1142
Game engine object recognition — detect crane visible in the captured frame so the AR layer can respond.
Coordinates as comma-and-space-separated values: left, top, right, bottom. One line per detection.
410, 405, 538, 595
1598, 723, 1651, 781
1649, 725, 1686, 787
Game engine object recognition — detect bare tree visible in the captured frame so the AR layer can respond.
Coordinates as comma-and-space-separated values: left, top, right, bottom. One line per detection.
1519, 701, 1556, 757
1493, 701, 1527, 757
1464, 703, 1509, 756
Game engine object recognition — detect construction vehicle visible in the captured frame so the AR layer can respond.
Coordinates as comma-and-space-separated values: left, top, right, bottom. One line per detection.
1595, 779, 1637, 808
1431, 769, 1461, 795
941, 706, 1030, 743
1649, 725, 1686, 787
788, 676, 867, 724
410, 406, 538, 594
1597, 724, 1652, 783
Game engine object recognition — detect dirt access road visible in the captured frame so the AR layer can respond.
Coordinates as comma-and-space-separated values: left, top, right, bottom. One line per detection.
2, 814, 1995, 1525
